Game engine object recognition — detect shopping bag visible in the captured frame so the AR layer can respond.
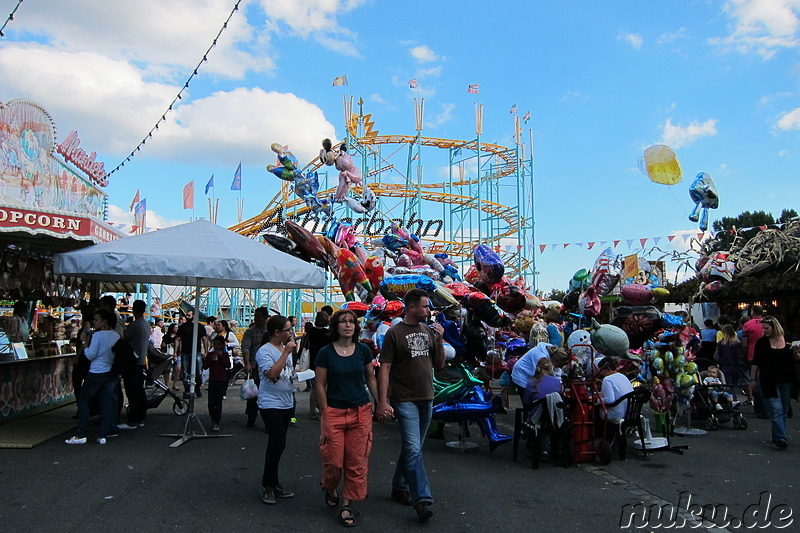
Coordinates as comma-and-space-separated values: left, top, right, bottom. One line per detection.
240, 378, 258, 401
297, 347, 311, 372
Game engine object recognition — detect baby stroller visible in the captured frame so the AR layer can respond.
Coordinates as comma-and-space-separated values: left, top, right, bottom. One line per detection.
690, 359, 746, 431
143, 345, 188, 416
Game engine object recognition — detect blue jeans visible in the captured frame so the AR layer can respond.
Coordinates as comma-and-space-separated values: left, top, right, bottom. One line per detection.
392, 400, 433, 505
180, 353, 203, 393
77, 372, 118, 438
763, 382, 793, 444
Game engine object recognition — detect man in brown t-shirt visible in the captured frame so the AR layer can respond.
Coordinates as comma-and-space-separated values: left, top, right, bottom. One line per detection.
377, 288, 445, 523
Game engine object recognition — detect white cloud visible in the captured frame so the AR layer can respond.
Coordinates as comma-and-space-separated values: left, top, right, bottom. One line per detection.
660, 118, 718, 149
2, 0, 270, 79
416, 66, 443, 78
778, 149, 790, 156
427, 103, 455, 128
259, 0, 365, 57
0, 45, 336, 165
149, 87, 337, 165
0, 45, 178, 153
657, 27, 687, 45
107, 204, 185, 229
618, 32, 643, 50
776, 107, 800, 129
369, 93, 386, 104
560, 90, 588, 103
710, 0, 800, 59
410, 45, 440, 62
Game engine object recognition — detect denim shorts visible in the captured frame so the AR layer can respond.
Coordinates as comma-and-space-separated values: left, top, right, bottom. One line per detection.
738, 360, 751, 386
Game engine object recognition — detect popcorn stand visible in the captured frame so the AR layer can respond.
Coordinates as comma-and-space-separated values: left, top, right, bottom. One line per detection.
0, 99, 124, 423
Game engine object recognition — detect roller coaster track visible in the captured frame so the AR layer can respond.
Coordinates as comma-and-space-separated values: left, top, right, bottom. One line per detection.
228, 132, 530, 274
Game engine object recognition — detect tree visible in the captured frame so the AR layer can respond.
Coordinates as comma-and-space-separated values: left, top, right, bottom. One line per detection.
548, 289, 566, 302
703, 209, 796, 255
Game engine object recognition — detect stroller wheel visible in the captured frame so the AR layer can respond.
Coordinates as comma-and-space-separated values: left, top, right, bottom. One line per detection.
173, 399, 188, 416
596, 440, 612, 465
704, 417, 715, 431
735, 415, 747, 430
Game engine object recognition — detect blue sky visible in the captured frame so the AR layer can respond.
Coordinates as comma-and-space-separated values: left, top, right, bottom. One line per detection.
1, 0, 798, 293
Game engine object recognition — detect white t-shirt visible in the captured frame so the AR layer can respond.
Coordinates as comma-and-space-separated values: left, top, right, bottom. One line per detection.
256, 342, 294, 409
84, 329, 121, 374
600, 372, 634, 422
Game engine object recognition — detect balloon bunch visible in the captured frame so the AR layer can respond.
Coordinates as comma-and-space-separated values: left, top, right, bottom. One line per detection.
688, 172, 719, 232
694, 251, 735, 296
318, 138, 365, 203
431, 365, 511, 452
267, 142, 331, 218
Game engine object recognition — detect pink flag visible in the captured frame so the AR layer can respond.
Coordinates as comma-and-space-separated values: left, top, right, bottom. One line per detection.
183, 181, 194, 209
129, 189, 140, 211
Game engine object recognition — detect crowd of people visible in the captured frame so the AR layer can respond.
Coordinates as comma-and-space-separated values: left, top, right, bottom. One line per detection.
63, 292, 800, 527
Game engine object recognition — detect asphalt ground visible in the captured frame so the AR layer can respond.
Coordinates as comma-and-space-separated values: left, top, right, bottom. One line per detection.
0, 385, 798, 533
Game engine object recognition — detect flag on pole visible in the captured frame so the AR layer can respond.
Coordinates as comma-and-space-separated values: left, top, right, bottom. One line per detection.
129, 189, 140, 211
467, 83, 479, 94
230, 163, 242, 191
510, 103, 517, 115
412, 153, 419, 161
183, 181, 194, 209
131, 198, 146, 233
204, 174, 214, 195
134, 198, 146, 217
409, 78, 418, 89
453, 147, 462, 157
522, 110, 531, 123
332, 75, 348, 87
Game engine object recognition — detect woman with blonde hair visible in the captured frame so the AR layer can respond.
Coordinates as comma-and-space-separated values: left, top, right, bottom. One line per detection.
751, 316, 800, 449
714, 324, 744, 395
522, 357, 562, 407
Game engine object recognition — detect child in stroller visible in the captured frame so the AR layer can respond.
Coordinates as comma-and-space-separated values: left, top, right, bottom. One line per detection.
143, 345, 188, 416
694, 362, 746, 430
703, 365, 734, 411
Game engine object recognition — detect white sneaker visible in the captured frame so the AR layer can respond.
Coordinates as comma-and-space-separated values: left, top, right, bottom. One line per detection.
65, 436, 87, 445
97, 437, 107, 445
117, 423, 137, 430
715, 403, 723, 411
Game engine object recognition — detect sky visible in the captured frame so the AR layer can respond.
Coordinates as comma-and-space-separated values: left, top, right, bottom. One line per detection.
1, 0, 799, 294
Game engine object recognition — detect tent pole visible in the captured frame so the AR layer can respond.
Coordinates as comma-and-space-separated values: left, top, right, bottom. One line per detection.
163, 279, 231, 447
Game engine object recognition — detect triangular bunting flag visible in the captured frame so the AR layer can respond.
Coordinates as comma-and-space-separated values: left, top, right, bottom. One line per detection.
697, 232, 704, 240
626, 239, 634, 249
613, 240, 620, 248
563, 243, 570, 249
640, 238, 648, 248
550, 244, 558, 250
575, 243, 583, 248
539, 244, 546, 253
588, 242, 595, 250
683, 234, 693, 242
653, 237, 661, 246
668, 235, 676, 242
517, 244, 523, 251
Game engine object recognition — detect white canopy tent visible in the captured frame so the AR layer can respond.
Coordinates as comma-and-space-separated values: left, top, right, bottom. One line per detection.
54, 219, 327, 446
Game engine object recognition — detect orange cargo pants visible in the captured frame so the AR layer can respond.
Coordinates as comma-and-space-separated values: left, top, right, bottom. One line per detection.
319, 403, 373, 501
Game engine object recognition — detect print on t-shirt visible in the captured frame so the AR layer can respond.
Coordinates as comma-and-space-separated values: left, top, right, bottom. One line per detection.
407, 332, 430, 358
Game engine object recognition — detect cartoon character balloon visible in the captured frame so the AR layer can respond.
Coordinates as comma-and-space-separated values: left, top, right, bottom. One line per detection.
640, 144, 682, 186
688, 172, 719, 232
333, 144, 362, 201
267, 142, 329, 217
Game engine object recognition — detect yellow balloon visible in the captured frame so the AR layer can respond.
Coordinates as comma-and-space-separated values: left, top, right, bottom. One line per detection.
643, 145, 682, 186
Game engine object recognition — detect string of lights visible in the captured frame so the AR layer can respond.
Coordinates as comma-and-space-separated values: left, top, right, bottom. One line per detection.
0, 0, 24, 38
105, 0, 243, 179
